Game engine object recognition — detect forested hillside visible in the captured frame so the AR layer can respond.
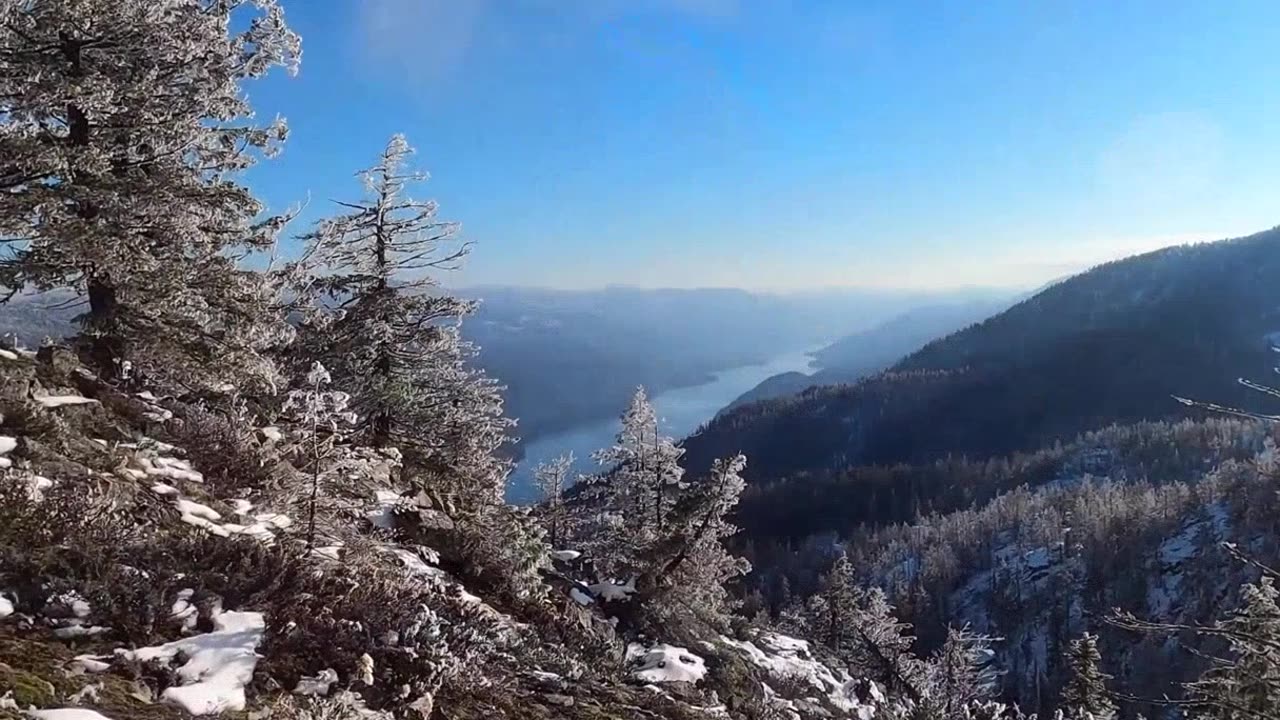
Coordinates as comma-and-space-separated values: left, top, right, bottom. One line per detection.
685, 229, 1280, 481
725, 295, 1016, 411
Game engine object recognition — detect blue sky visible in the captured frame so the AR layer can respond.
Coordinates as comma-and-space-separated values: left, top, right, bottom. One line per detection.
246, 0, 1280, 290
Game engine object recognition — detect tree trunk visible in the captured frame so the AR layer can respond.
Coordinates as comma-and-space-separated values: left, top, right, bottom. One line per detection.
61, 31, 121, 374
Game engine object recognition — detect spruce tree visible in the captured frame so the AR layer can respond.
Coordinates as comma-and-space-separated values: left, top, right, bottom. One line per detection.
579, 387, 686, 576
1188, 577, 1280, 720
534, 453, 574, 549
298, 134, 510, 505
593, 387, 686, 536
0, 0, 300, 389
806, 555, 923, 698
1060, 633, 1115, 720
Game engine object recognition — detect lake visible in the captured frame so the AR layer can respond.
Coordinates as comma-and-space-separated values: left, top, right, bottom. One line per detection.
505, 346, 820, 502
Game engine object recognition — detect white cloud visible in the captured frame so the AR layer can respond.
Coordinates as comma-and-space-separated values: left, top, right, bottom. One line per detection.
357, 0, 740, 80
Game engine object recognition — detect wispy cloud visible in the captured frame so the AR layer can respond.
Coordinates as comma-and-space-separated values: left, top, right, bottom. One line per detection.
358, 0, 740, 81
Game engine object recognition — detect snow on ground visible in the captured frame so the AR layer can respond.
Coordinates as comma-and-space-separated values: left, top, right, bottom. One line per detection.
627, 643, 707, 684
138, 455, 204, 483
30, 710, 118, 720
72, 655, 112, 673
0, 593, 13, 619
293, 668, 339, 696
721, 632, 875, 715
118, 609, 264, 715
36, 395, 99, 408
259, 426, 284, 443
587, 578, 636, 602
367, 489, 402, 529
570, 588, 594, 606
0, 436, 15, 454
551, 550, 582, 562
27, 475, 54, 501
0, 348, 18, 361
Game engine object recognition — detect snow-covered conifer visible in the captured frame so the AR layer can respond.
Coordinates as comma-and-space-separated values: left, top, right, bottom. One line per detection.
534, 452, 574, 549
1186, 577, 1280, 719
1060, 633, 1115, 720
0, 0, 301, 390
593, 387, 687, 538
298, 135, 510, 505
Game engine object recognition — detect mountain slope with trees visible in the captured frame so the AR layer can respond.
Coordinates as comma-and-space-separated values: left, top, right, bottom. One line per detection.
685, 229, 1280, 482
724, 294, 1017, 411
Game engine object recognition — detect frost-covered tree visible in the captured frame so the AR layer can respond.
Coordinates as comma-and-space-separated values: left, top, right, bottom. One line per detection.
911, 627, 1001, 718
595, 387, 686, 534
0, 0, 301, 389
1116, 567, 1280, 720
298, 135, 510, 505
534, 453, 574, 549
643, 453, 752, 626
282, 361, 357, 549
1186, 576, 1280, 720
804, 555, 923, 698
1059, 633, 1115, 720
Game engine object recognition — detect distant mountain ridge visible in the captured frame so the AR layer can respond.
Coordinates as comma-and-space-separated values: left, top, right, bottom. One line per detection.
683, 227, 1280, 481
721, 294, 1018, 412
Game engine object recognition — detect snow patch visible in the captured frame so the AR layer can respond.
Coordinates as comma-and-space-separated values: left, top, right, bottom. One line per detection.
628, 643, 707, 684
294, 668, 339, 697
118, 609, 264, 715
36, 395, 99, 408
0, 436, 15, 454
721, 632, 876, 715
587, 577, 636, 602
30, 710, 118, 720
0, 594, 13, 619
551, 549, 582, 562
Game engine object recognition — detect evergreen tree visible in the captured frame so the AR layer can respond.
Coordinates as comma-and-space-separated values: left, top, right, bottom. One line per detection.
299, 135, 510, 505
593, 387, 686, 537
1060, 633, 1115, 720
0, 0, 300, 389
918, 626, 1000, 716
534, 452, 574, 549
805, 555, 923, 698
1187, 577, 1280, 720
644, 453, 752, 627
578, 387, 685, 577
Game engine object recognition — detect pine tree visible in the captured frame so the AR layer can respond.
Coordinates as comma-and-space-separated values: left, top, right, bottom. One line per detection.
916, 627, 1000, 718
0, 0, 300, 389
1187, 577, 1280, 720
298, 135, 510, 505
644, 453, 752, 627
534, 453, 574, 549
578, 387, 686, 577
1060, 633, 1115, 720
281, 361, 358, 550
593, 387, 686, 538
805, 555, 923, 698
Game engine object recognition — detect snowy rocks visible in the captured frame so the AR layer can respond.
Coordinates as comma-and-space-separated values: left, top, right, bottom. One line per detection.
587, 577, 636, 603
627, 643, 708, 684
